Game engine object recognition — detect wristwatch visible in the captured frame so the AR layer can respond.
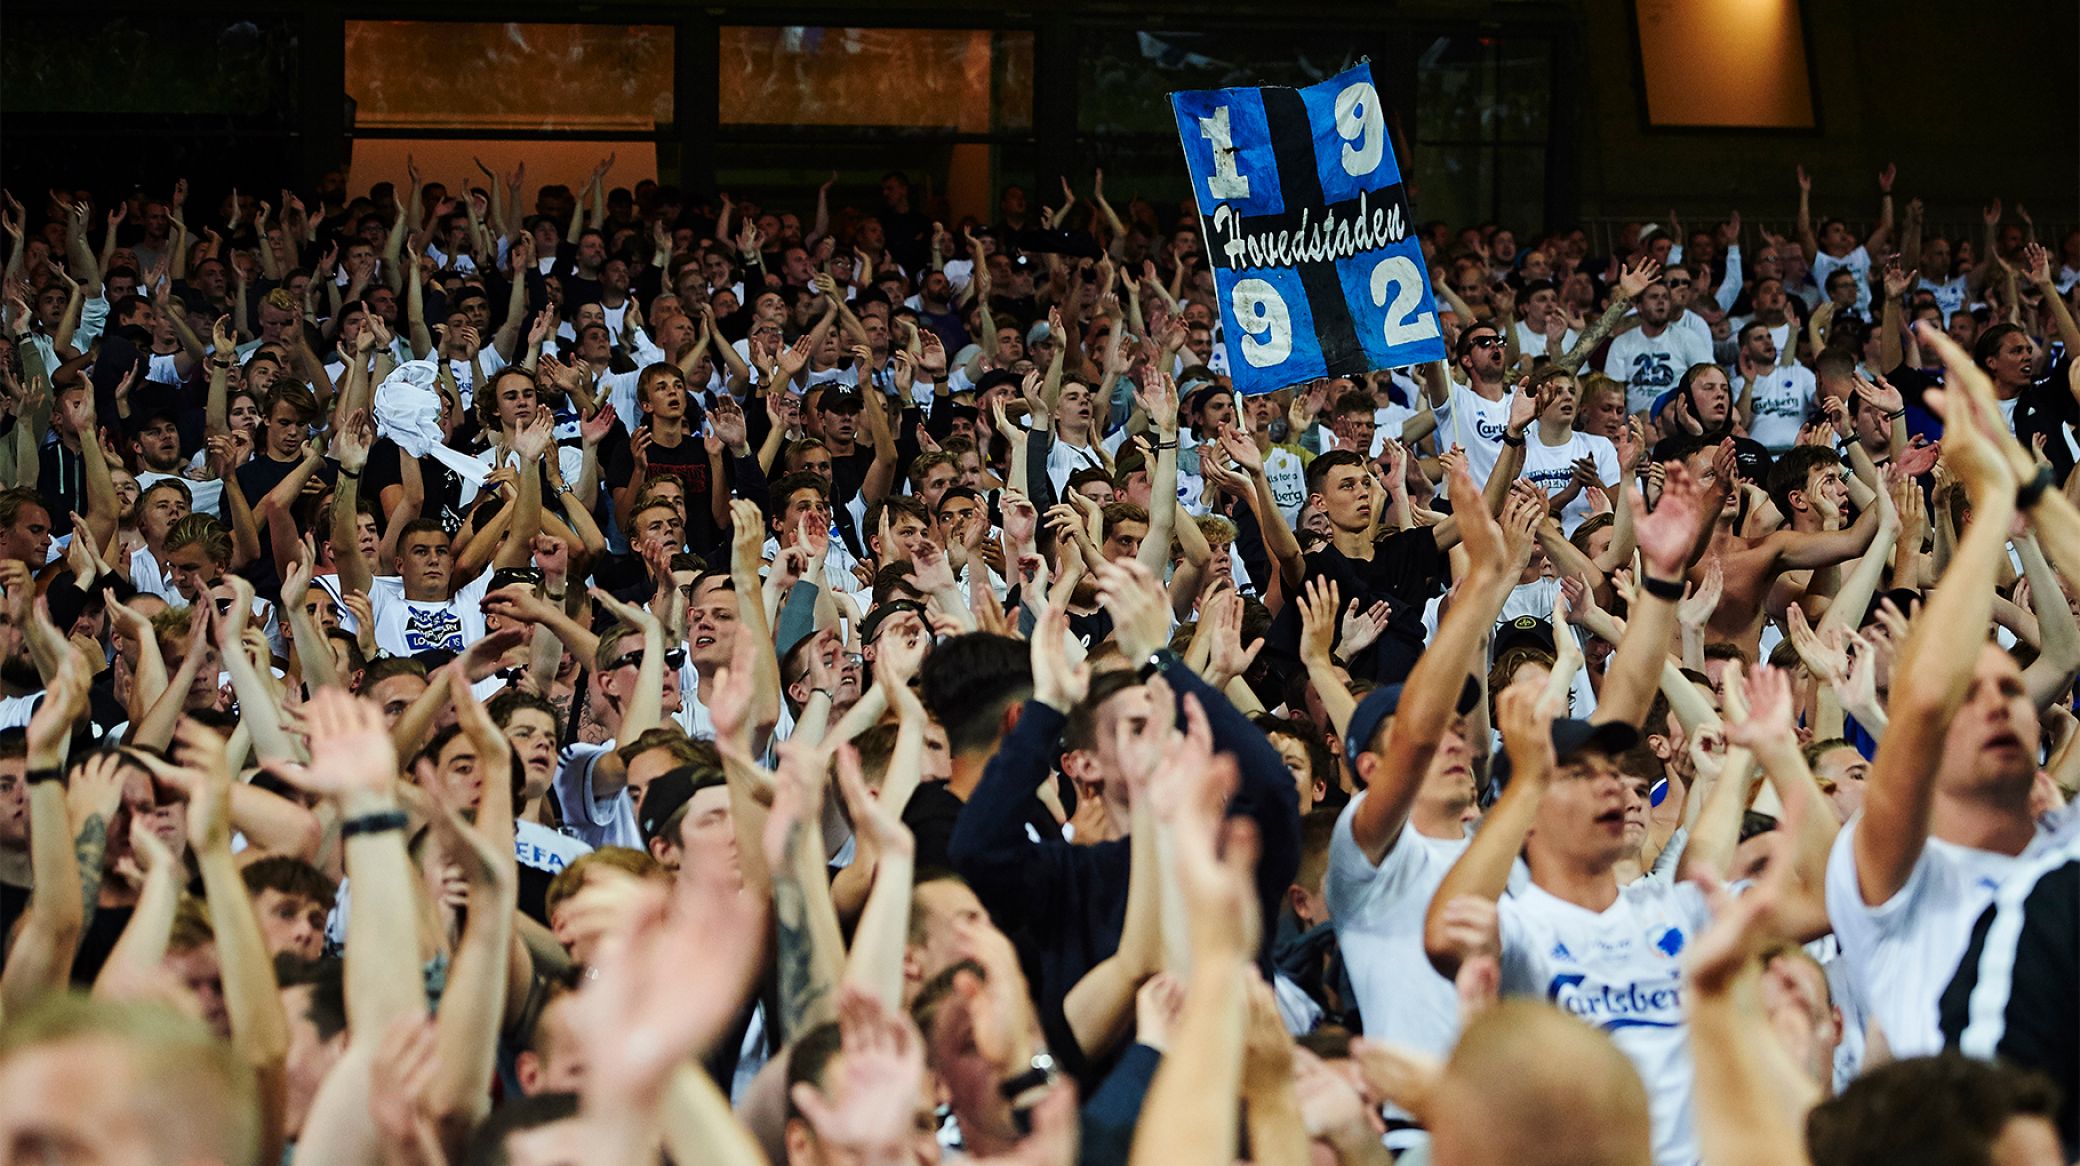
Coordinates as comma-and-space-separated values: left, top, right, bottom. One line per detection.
997, 1051, 1057, 1101
1137, 648, 1180, 681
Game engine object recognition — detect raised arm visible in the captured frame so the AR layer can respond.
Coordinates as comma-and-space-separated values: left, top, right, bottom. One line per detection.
1793, 166, 1819, 263
154, 720, 290, 1155
490, 235, 533, 363
2025, 242, 2080, 359
1853, 324, 2016, 906
405, 247, 433, 359
0, 647, 95, 1013
425, 674, 520, 1131
1592, 461, 1711, 728
1426, 679, 1560, 978
1555, 259, 1657, 374
834, 743, 916, 1008
293, 689, 426, 1034
1348, 463, 1510, 862
330, 414, 376, 597
1136, 372, 1186, 571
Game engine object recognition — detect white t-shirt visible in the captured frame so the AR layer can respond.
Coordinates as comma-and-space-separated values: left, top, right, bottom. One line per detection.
1823, 805, 2080, 1059
1738, 363, 1818, 450
446, 346, 509, 407
1605, 325, 1714, 415
1669, 310, 1714, 354
1368, 401, 1420, 455
1043, 437, 1106, 499
514, 819, 592, 879
1918, 274, 1969, 318
1498, 879, 1714, 1166
1514, 318, 1579, 361
1520, 429, 1619, 534
1324, 804, 1470, 1140
1326, 807, 1471, 1063
135, 470, 224, 521
1262, 444, 1310, 525
1811, 245, 1873, 314
1431, 380, 1516, 494
554, 740, 641, 851
366, 570, 493, 657
128, 545, 174, 602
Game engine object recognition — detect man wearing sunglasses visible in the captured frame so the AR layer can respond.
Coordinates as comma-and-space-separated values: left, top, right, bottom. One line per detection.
1428, 323, 1517, 494
550, 608, 689, 850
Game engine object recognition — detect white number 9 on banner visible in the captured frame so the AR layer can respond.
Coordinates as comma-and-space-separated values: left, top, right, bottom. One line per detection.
1334, 82, 1384, 178
1232, 279, 1293, 368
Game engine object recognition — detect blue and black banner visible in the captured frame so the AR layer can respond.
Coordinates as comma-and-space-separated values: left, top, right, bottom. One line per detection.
1171, 61, 1446, 395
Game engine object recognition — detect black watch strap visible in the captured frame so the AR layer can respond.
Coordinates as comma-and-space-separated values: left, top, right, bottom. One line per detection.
1138, 648, 1180, 681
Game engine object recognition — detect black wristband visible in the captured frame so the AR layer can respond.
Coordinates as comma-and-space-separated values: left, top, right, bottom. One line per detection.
1884, 408, 1906, 420
1642, 575, 1686, 601
25, 765, 62, 786
339, 468, 361, 479
341, 810, 408, 839
2018, 463, 2056, 510
1501, 431, 1526, 448
1154, 439, 1179, 450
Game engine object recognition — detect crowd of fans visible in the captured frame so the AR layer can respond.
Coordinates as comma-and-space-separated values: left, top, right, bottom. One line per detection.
0, 152, 2075, 1166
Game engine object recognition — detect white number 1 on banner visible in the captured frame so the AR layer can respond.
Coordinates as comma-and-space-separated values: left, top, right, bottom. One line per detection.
1198, 106, 1252, 200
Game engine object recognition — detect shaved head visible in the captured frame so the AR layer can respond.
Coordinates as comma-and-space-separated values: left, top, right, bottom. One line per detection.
1428, 1001, 1652, 1166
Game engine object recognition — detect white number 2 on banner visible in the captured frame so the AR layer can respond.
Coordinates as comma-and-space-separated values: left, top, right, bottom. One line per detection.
1232, 279, 1292, 368
1370, 255, 1439, 346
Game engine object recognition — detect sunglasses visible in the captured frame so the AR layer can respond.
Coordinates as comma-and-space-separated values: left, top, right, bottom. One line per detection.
1469, 335, 1504, 349
610, 646, 688, 671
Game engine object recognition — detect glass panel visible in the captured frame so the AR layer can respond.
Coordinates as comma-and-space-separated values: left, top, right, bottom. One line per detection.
1413, 36, 1491, 144
1495, 146, 1548, 234
349, 140, 660, 206
1407, 141, 1493, 235
710, 143, 1039, 227
1494, 40, 1552, 143
1078, 30, 1378, 138
344, 22, 674, 133
1, 15, 299, 116
718, 28, 1033, 133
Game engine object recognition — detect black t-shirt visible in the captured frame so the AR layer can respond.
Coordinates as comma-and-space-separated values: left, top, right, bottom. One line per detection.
829, 444, 876, 508
1296, 527, 1449, 685
1066, 608, 1115, 651
69, 904, 137, 986
236, 452, 337, 597
902, 779, 1060, 873
0, 878, 27, 965
604, 426, 720, 550
363, 438, 467, 535
1940, 854, 2078, 1156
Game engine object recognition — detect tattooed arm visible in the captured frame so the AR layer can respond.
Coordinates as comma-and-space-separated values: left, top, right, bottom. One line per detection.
767, 744, 846, 1041
1555, 259, 1658, 375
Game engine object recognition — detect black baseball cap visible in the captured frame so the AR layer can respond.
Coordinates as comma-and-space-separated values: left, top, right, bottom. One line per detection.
637, 765, 727, 848
975, 369, 1023, 397
819, 389, 866, 414
1494, 615, 1558, 659
1344, 675, 1482, 768
860, 599, 929, 645
1488, 718, 1642, 796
